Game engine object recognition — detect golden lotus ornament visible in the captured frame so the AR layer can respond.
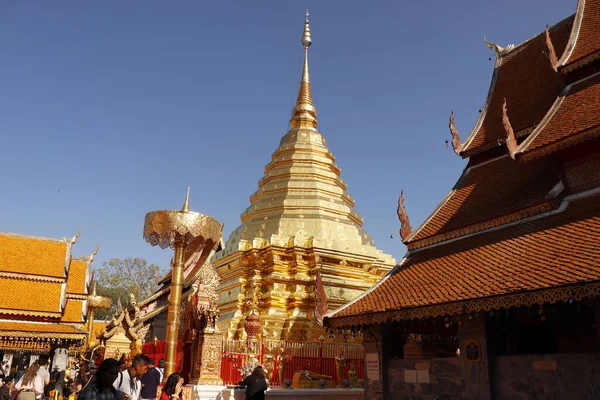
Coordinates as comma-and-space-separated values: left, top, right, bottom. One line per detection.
143, 189, 222, 381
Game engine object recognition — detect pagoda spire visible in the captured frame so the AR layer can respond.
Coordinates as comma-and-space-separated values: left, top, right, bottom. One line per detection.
290, 10, 318, 131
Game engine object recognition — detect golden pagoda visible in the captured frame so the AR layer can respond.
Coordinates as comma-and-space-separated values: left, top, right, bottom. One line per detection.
213, 11, 396, 341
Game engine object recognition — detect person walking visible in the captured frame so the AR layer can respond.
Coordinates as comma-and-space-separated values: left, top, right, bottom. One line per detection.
237, 366, 268, 400
113, 355, 149, 400
15, 363, 43, 400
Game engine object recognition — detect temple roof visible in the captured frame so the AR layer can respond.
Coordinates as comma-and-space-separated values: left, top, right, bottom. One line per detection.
518, 72, 600, 158
60, 299, 86, 323
559, 0, 600, 72
327, 191, 600, 327
0, 231, 94, 322
407, 155, 562, 248
66, 259, 91, 295
460, 16, 573, 157
0, 232, 73, 278
0, 277, 64, 317
0, 321, 86, 339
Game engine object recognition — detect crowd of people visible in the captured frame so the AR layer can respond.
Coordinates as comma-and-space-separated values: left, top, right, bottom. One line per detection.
0, 354, 268, 400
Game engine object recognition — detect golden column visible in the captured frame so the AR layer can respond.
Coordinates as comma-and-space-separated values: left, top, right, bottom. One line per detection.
143, 189, 222, 380
87, 281, 112, 347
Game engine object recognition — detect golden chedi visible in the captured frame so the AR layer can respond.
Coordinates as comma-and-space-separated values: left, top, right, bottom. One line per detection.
213, 11, 395, 341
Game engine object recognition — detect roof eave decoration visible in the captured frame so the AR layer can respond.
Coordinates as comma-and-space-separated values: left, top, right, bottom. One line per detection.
483, 36, 515, 58
396, 190, 412, 242
557, 0, 585, 72
502, 98, 518, 159
545, 25, 559, 72
448, 111, 463, 155
326, 280, 600, 329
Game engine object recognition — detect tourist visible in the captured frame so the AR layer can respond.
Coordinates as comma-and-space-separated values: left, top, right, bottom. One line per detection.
14, 363, 43, 400
13, 357, 26, 382
237, 366, 268, 400
35, 361, 49, 389
113, 355, 149, 400
78, 359, 121, 400
0, 375, 14, 400
158, 374, 183, 400
154, 361, 164, 384
139, 360, 160, 400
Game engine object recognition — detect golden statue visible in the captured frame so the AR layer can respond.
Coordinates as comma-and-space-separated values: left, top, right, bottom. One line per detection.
129, 339, 143, 361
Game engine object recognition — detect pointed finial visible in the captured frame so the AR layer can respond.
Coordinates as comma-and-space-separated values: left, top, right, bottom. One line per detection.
181, 187, 190, 212
290, 10, 318, 131
89, 245, 99, 263
91, 280, 97, 296
70, 228, 82, 244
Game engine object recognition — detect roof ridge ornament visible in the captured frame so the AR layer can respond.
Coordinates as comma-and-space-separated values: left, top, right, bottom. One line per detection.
289, 10, 318, 131
64, 228, 82, 244
448, 111, 462, 155
544, 24, 559, 72
502, 98, 518, 159
483, 36, 515, 57
397, 190, 412, 241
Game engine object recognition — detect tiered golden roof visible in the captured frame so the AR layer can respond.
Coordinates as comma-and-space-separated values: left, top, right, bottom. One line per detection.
0, 231, 96, 348
213, 12, 395, 341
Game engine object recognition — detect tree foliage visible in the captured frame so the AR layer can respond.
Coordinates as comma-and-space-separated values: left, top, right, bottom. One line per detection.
94, 257, 165, 320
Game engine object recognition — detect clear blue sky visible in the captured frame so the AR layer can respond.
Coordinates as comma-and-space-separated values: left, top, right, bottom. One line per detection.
0, 1, 575, 271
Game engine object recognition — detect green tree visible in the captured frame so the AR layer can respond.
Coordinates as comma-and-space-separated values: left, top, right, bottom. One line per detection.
94, 257, 165, 320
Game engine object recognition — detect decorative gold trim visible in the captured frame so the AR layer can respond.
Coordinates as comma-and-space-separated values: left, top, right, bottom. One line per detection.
0, 271, 64, 283
326, 281, 600, 328
0, 331, 86, 340
67, 294, 88, 300
0, 308, 61, 318
408, 200, 557, 251
561, 51, 600, 73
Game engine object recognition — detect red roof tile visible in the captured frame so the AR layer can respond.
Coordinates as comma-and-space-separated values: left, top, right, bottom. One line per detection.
462, 17, 573, 156
330, 192, 600, 320
518, 73, 600, 156
409, 155, 561, 245
560, 0, 600, 71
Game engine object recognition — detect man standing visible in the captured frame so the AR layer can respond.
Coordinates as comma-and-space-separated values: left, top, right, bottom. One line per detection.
36, 360, 50, 399
140, 360, 160, 400
113, 355, 149, 400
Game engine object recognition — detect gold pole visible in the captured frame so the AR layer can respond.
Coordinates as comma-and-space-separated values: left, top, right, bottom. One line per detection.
87, 308, 95, 345
164, 235, 185, 381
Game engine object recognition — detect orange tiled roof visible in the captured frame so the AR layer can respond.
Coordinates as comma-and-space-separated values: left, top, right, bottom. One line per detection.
61, 299, 85, 323
560, 0, 600, 71
66, 259, 89, 295
518, 73, 600, 157
329, 192, 600, 323
0, 233, 69, 278
0, 277, 64, 317
0, 321, 86, 338
461, 17, 573, 156
408, 155, 561, 246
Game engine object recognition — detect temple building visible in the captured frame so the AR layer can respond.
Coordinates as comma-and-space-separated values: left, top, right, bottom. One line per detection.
212, 13, 395, 341
326, 1, 600, 399
0, 231, 104, 366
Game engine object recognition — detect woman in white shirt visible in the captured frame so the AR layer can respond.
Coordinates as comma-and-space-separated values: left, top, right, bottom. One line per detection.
15, 363, 44, 400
